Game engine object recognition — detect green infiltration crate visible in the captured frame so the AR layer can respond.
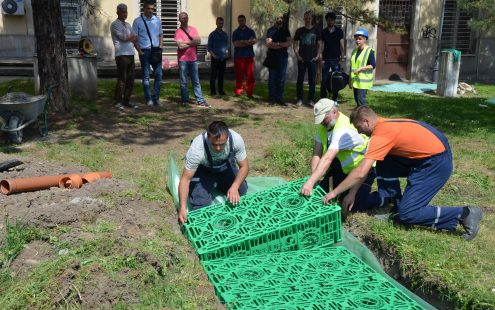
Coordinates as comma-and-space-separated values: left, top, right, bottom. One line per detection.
183, 178, 342, 260
202, 246, 424, 310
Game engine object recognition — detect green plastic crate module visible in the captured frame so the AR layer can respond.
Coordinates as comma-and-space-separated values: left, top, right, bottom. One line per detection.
202, 246, 424, 310
183, 178, 342, 260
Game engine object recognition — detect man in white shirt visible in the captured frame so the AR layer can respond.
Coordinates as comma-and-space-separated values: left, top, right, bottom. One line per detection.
300, 98, 393, 211
178, 121, 249, 224
110, 3, 138, 110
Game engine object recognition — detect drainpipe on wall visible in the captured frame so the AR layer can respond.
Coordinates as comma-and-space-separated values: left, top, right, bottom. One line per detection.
227, 0, 232, 53
432, 0, 446, 82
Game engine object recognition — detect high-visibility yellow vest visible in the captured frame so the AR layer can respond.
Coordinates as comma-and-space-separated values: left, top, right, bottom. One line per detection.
351, 46, 375, 89
317, 113, 368, 174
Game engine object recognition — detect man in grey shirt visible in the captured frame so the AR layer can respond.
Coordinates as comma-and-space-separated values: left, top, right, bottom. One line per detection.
178, 121, 249, 224
110, 3, 138, 110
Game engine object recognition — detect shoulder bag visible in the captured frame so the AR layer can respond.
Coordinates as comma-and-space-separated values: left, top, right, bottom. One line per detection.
141, 15, 162, 64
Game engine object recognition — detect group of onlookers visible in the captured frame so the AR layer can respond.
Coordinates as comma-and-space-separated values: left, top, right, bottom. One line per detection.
110, 1, 376, 110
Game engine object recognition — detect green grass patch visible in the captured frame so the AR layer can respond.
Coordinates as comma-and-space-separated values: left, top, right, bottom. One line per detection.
0, 216, 40, 269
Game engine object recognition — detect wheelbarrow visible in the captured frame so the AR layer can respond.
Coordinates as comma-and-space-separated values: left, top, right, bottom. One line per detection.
0, 86, 54, 144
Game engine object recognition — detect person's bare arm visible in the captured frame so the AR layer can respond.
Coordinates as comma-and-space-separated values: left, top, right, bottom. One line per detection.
322, 158, 375, 204
178, 168, 195, 224
301, 148, 338, 196
227, 158, 249, 205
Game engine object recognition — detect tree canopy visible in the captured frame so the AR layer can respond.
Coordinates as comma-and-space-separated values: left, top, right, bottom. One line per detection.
459, 0, 495, 32
250, 0, 378, 28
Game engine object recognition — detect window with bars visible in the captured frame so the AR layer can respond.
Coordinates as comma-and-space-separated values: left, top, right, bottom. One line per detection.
378, 0, 412, 30
140, 0, 181, 52
440, 0, 474, 54
60, 0, 82, 42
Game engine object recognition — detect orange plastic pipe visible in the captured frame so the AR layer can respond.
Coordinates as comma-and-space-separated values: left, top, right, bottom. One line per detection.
0, 171, 112, 195
59, 174, 83, 189
80, 171, 112, 184
1, 175, 67, 195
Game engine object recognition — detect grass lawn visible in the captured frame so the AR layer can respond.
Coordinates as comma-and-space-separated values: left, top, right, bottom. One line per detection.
0, 78, 494, 309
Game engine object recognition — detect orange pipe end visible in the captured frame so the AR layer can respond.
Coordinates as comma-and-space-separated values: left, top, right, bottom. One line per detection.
59, 174, 83, 189
80, 171, 112, 184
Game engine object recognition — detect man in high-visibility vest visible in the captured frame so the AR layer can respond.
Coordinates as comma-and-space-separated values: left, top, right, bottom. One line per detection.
300, 98, 398, 211
349, 27, 375, 106
323, 106, 484, 240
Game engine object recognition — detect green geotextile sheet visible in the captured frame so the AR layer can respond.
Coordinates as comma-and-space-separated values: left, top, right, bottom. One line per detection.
167, 155, 435, 309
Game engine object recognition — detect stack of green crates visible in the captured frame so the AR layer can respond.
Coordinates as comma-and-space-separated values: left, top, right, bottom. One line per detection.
202, 246, 423, 309
183, 178, 342, 260
183, 177, 424, 309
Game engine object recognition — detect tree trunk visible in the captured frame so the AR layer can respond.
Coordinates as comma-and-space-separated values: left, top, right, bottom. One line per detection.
31, 0, 71, 113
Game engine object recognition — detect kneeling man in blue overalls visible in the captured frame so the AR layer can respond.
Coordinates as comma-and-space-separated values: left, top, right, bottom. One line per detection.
178, 121, 249, 224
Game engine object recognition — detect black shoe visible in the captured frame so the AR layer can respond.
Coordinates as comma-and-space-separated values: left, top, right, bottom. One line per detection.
460, 207, 483, 240
247, 94, 254, 99
279, 101, 288, 107
219, 91, 226, 96
123, 101, 137, 108
210, 92, 216, 96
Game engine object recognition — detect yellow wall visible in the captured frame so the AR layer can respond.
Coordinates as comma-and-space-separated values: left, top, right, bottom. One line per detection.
231, 0, 250, 33
87, 1, 140, 37
186, 0, 227, 38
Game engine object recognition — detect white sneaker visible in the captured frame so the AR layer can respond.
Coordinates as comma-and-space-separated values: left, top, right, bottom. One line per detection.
308, 100, 315, 107
115, 103, 125, 111
147, 100, 154, 106
296, 99, 303, 106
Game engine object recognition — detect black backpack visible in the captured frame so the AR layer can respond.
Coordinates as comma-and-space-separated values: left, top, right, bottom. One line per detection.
327, 71, 349, 95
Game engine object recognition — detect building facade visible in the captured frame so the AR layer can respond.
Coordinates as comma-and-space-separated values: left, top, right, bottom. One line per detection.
0, 0, 493, 82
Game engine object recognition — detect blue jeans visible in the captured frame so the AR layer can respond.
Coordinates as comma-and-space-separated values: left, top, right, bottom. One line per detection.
179, 61, 205, 104
296, 60, 317, 101
139, 49, 162, 103
353, 88, 368, 106
320, 59, 341, 99
268, 56, 288, 103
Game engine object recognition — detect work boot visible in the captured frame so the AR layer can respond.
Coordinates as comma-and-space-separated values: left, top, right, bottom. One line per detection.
460, 207, 483, 241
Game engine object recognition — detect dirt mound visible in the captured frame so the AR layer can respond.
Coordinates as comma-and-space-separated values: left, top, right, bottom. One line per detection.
0, 154, 179, 308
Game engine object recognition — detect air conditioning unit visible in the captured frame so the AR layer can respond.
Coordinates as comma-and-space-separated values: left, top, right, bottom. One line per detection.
1, 0, 25, 15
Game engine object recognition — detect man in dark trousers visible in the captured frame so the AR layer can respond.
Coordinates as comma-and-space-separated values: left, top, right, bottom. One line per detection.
266, 14, 291, 106
323, 106, 484, 240
320, 12, 344, 101
293, 10, 322, 107
207, 17, 229, 96
110, 3, 138, 110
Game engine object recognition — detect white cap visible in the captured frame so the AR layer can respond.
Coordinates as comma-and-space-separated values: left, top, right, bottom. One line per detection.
313, 98, 338, 124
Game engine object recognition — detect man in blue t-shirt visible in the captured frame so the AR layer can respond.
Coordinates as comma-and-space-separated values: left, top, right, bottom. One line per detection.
207, 17, 229, 96
232, 15, 257, 97
321, 12, 344, 100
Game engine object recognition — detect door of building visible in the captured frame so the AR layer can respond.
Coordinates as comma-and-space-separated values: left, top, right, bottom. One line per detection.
376, 0, 413, 80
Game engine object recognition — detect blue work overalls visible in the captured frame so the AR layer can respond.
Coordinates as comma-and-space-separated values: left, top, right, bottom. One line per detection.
376, 120, 463, 230
188, 131, 248, 210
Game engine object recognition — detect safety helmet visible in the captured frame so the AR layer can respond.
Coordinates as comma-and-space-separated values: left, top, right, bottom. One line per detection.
354, 27, 369, 39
